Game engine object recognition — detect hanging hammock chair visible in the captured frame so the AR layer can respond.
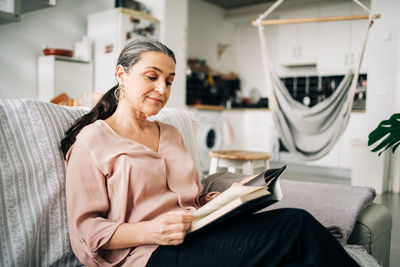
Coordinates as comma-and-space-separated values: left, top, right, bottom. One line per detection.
253, 0, 380, 160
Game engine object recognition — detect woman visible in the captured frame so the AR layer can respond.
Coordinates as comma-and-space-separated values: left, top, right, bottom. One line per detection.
61, 39, 358, 267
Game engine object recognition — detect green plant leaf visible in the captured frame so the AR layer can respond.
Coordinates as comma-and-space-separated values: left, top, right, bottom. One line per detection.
368, 113, 400, 156
392, 141, 400, 153
368, 127, 392, 144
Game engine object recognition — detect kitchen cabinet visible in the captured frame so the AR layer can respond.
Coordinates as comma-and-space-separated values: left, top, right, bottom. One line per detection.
0, 0, 55, 24
88, 8, 159, 93
0, 0, 20, 24
317, 2, 368, 74
21, 0, 55, 13
219, 109, 245, 151
242, 110, 276, 152
37, 56, 93, 102
278, 7, 319, 67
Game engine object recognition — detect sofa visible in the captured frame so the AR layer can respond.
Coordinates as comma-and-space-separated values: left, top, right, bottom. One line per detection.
0, 99, 392, 266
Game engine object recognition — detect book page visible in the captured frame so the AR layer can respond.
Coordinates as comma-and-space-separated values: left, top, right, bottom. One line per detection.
190, 187, 271, 232
193, 184, 264, 218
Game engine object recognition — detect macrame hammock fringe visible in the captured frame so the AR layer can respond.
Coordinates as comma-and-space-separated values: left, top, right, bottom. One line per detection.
255, 0, 378, 160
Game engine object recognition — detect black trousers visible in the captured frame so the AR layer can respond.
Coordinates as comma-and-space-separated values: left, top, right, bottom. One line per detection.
146, 208, 359, 267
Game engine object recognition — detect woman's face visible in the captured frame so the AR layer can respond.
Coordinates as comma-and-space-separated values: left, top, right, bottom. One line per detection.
117, 51, 175, 117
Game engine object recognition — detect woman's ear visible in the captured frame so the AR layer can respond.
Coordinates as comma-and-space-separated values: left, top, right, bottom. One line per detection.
116, 65, 125, 87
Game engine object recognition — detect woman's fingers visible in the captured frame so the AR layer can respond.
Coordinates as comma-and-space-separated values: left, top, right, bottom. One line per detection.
156, 228, 187, 245
160, 219, 191, 234
163, 212, 193, 224
152, 211, 194, 245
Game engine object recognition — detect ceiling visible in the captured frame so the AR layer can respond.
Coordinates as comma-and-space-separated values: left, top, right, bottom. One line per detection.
200, 0, 358, 10
200, 0, 276, 9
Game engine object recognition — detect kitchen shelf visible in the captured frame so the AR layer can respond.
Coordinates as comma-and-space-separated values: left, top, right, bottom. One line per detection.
0, 0, 20, 24
0, 0, 56, 24
49, 55, 92, 64
188, 104, 224, 110
0, 9, 19, 23
116, 7, 159, 24
281, 62, 317, 68
21, 0, 55, 13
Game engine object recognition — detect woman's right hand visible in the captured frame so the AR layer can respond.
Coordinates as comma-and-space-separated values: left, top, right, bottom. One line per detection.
149, 211, 193, 246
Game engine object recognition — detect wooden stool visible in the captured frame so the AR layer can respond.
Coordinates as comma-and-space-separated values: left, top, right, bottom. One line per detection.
208, 150, 271, 175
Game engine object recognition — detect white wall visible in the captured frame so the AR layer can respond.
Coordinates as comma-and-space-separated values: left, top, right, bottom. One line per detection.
161, 0, 188, 109
367, 0, 400, 192
0, 0, 187, 109
365, 0, 400, 131
0, 0, 114, 99
233, 23, 278, 98
187, 0, 235, 74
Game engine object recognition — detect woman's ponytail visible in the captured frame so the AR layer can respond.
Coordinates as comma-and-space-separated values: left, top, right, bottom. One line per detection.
60, 85, 118, 158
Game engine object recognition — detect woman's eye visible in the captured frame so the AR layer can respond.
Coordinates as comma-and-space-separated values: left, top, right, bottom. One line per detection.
146, 76, 157, 81
166, 81, 172, 86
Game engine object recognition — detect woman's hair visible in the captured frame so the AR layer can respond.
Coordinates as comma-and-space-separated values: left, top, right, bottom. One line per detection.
60, 39, 176, 158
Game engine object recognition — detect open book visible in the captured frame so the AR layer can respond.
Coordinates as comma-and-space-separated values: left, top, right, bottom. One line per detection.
189, 165, 287, 233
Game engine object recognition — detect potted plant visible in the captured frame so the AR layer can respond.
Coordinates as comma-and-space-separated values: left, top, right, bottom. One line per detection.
368, 113, 400, 155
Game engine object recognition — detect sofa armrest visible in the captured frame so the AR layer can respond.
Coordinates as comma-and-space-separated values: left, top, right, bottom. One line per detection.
347, 203, 392, 267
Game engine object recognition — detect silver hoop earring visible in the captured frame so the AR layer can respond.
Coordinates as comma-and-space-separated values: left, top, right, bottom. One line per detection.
114, 86, 125, 100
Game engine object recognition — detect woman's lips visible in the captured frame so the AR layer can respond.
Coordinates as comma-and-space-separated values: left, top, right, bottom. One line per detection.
148, 97, 163, 103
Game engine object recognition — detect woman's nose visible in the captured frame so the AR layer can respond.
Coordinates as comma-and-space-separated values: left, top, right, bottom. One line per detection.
155, 83, 167, 94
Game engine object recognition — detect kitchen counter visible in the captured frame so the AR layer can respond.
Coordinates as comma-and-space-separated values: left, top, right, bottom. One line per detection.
187, 104, 269, 111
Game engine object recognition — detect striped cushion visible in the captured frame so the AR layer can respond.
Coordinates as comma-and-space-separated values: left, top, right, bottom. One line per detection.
0, 99, 203, 266
0, 99, 88, 266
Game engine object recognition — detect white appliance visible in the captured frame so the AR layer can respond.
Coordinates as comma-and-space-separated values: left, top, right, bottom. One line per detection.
88, 8, 160, 93
193, 110, 224, 173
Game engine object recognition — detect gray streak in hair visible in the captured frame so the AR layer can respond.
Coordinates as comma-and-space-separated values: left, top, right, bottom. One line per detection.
116, 38, 176, 74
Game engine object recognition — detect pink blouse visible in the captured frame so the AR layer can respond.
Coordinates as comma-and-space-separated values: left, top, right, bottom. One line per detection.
65, 120, 202, 266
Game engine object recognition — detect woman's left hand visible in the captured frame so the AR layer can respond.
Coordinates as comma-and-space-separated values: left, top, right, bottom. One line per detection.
148, 211, 194, 246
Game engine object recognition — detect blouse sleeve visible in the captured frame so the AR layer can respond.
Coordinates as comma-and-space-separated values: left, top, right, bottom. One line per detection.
65, 140, 130, 266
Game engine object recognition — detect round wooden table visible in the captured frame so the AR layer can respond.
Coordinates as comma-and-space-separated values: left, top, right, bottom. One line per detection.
208, 150, 271, 175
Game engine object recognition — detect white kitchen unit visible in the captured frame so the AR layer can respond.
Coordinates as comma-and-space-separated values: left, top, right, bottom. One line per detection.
0, 0, 20, 24
220, 109, 245, 150
88, 8, 159, 94
37, 56, 93, 102
0, 0, 56, 24
242, 109, 277, 153
317, 1, 368, 74
222, 109, 279, 161
278, 6, 319, 67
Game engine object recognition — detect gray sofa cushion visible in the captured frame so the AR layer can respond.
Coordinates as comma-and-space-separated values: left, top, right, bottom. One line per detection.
202, 171, 376, 243
0, 99, 87, 266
